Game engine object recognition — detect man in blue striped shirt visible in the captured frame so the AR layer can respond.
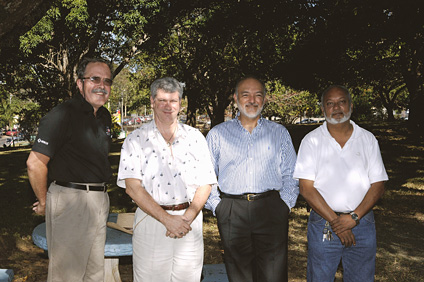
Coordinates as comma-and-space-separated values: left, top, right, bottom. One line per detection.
205, 76, 299, 282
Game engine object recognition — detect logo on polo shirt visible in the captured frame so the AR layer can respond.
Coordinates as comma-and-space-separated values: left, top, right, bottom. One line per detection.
106, 126, 111, 137
37, 138, 49, 145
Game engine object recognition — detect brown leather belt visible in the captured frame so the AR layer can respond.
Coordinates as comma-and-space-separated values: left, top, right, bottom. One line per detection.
220, 190, 278, 201
160, 202, 190, 211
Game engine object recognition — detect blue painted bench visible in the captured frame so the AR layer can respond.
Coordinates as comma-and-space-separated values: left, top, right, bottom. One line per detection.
0, 269, 13, 282
32, 213, 132, 282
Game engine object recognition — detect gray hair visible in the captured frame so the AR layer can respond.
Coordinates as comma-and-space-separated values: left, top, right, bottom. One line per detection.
76, 57, 113, 79
321, 85, 352, 107
150, 77, 184, 100
235, 75, 267, 96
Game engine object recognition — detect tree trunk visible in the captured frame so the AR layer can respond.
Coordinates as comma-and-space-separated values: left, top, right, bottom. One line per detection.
209, 103, 226, 128
407, 89, 424, 136
386, 108, 395, 121
186, 92, 197, 127
399, 43, 424, 136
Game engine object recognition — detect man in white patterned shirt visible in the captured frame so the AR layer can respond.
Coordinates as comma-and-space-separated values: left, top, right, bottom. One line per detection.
205, 76, 299, 282
117, 77, 217, 282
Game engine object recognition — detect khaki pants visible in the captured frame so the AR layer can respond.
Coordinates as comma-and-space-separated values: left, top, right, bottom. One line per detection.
132, 207, 204, 282
46, 182, 110, 282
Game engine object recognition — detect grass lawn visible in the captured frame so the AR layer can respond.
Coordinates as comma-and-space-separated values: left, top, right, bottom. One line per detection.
0, 121, 423, 281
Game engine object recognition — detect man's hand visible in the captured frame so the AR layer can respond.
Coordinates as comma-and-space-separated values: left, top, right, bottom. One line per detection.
165, 184, 212, 239
163, 214, 192, 239
336, 229, 356, 247
32, 201, 46, 215
330, 214, 356, 235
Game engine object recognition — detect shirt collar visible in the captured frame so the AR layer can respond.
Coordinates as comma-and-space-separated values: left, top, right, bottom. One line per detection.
149, 120, 188, 139
73, 91, 106, 116
322, 120, 359, 139
234, 112, 264, 131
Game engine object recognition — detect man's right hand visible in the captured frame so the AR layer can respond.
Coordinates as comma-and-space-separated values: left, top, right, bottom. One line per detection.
32, 201, 46, 215
336, 229, 356, 247
163, 214, 192, 239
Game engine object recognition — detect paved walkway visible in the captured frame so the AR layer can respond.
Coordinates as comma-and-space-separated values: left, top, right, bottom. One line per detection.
202, 264, 228, 282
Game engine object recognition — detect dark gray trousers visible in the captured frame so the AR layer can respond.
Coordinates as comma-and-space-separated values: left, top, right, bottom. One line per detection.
216, 192, 289, 282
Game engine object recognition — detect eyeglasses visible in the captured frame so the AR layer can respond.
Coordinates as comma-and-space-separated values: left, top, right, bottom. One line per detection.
81, 76, 113, 86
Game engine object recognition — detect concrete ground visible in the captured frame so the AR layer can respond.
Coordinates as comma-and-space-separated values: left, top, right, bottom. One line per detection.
202, 264, 228, 282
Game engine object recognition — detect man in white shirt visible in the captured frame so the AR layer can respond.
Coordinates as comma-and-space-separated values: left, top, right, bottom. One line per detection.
117, 77, 217, 282
293, 85, 388, 282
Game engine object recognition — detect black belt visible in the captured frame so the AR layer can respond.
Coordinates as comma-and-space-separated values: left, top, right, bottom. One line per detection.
220, 190, 278, 201
55, 181, 107, 192
335, 211, 350, 215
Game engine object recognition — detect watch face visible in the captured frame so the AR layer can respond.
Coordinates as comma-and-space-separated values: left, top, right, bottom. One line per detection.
350, 212, 358, 220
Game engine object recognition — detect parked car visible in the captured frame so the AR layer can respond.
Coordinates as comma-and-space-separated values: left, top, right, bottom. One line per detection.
296, 118, 318, 124
6, 129, 19, 136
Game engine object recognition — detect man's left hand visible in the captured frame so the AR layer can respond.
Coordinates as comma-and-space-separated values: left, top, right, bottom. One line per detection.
330, 214, 356, 235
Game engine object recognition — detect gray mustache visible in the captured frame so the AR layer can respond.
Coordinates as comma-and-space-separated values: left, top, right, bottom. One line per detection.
92, 88, 108, 95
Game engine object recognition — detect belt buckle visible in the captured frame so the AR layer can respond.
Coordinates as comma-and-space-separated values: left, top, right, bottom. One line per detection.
246, 194, 254, 201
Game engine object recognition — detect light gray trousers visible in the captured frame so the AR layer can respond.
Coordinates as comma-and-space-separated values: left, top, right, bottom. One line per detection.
46, 182, 109, 282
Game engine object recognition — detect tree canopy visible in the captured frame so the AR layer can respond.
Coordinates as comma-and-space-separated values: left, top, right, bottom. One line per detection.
1, 0, 423, 135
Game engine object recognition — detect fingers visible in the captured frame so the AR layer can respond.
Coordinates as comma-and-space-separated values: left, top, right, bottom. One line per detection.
166, 230, 188, 239
33, 206, 45, 216
330, 215, 356, 234
337, 230, 356, 247
164, 215, 191, 236
32, 201, 45, 215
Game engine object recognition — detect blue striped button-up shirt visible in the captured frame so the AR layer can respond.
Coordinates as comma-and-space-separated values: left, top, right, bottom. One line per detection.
205, 115, 299, 214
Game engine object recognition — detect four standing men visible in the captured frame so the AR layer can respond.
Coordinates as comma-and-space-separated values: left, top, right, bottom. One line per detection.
28, 61, 387, 282
205, 76, 299, 282
294, 85, 388, 281
27, 57, 113, 281
117, 77, 217, 282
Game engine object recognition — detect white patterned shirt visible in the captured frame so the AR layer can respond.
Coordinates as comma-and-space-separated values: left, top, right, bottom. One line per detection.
117, 120, 217, 205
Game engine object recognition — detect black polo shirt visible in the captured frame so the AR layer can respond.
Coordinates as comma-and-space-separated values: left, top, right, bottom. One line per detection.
32, 92, 112, 183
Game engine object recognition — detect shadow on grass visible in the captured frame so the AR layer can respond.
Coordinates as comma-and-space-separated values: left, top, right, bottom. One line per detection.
0, 121, 423, 281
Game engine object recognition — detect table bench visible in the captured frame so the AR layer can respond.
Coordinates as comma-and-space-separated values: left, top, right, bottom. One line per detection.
32, 213, 132, 282
0, 269, 13, 282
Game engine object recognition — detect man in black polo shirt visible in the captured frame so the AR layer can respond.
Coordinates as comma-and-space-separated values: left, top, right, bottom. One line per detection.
27, 57, 113, 281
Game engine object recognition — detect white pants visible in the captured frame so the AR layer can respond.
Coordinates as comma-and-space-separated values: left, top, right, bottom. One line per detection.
132, 207, 204, 282
46, 182, 110, 282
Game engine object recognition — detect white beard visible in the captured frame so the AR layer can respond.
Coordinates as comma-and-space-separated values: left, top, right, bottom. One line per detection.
237, 100, 264, 119
325, 109, 352, 124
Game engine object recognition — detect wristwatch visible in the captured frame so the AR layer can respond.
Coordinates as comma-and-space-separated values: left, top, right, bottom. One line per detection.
350, 212, 360, 226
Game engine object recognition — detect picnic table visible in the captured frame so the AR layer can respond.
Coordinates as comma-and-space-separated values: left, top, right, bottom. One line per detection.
32, 213, 132, 282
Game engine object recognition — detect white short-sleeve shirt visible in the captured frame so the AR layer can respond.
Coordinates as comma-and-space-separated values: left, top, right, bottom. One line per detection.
293, 121, 388, 212
117, 120, 217, 205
